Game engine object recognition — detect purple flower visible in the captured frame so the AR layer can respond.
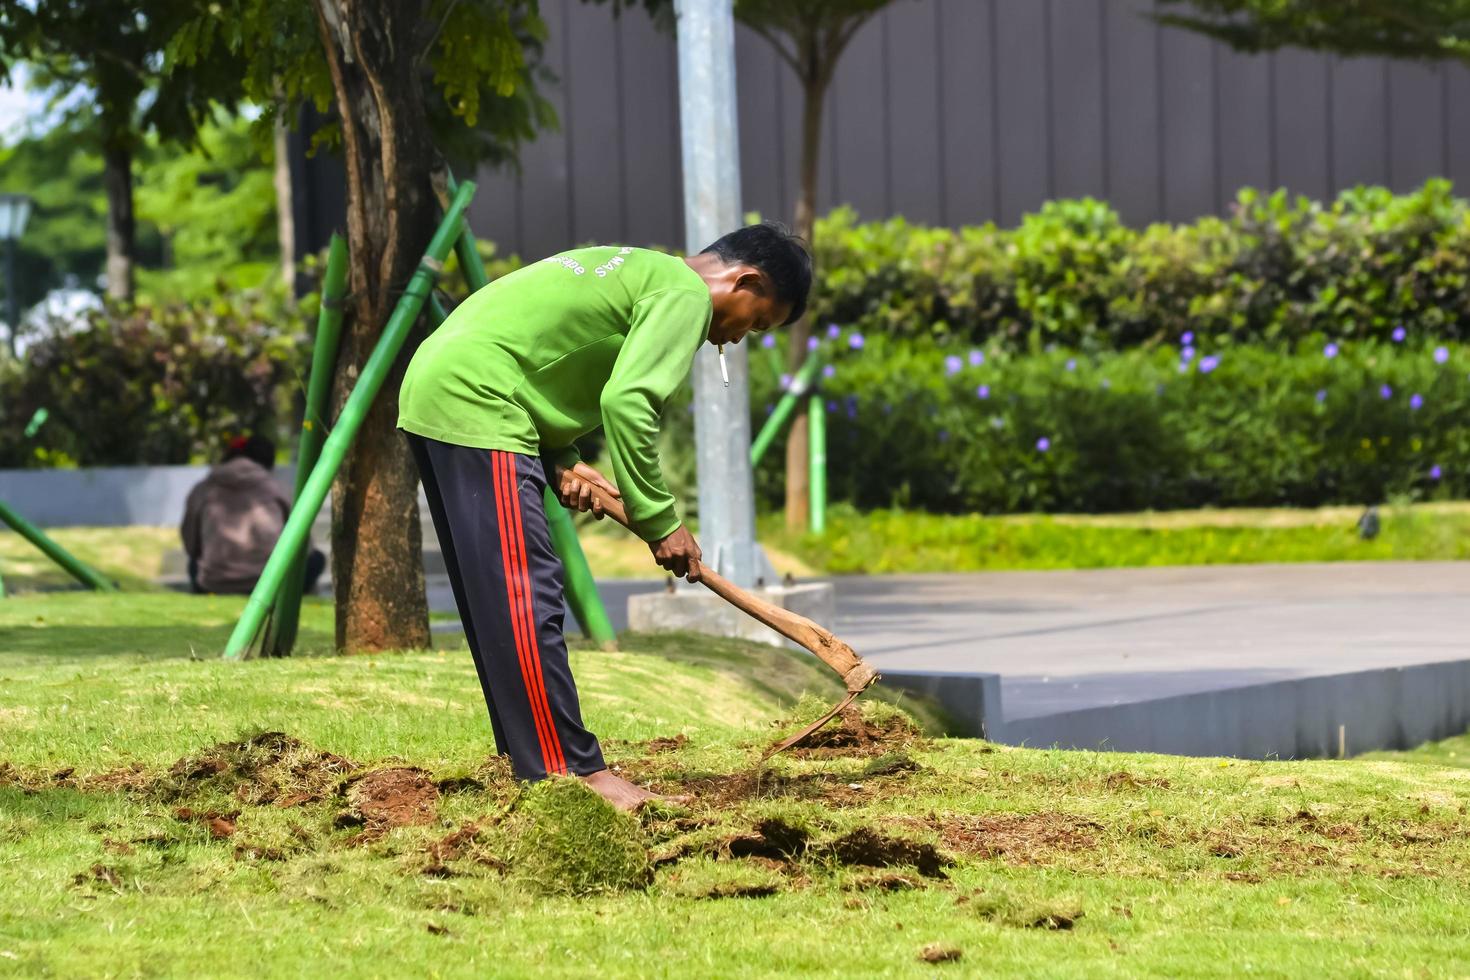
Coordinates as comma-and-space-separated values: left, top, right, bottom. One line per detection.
944, 355, 963, 375
1431, 464, 1443, 481
806, 336, 820, 352
761, 334, 777, 348
822, 364, 836, 379
1065, 358, 1077, 372
1315, 389, 1327, 403
1181, 331, 1195, 346
848, 333, 865, 350
1410, 392, 1424, 410
764, 403, 774, 416
1100, 379, 1111, 389
1036, 437, 1051, 452
969, 349, 985, 367
826, 323, 841, 339
1434, 346, 1450, 364
1199, 355, 1220, 374
1181, 346, 1196, 362
826, 399, 838, 413
1324, 343, 1339, 359
1380, 384, 1393, 400
976, 384, 990, 400
780, 373, 792, 390
881, 403, 892, 415
845, 396, 858, 419
938, 429, 950, 442
1392, 326, 1407, 343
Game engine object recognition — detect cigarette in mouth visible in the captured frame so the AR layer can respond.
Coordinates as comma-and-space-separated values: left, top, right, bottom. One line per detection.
719, 345, 729, 387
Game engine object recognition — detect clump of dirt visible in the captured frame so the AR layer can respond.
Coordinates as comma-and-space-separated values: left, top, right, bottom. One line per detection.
700, 879, 781, 899
173, 807, 239, 839
73, 864, 122, 889
934, 812, 1103, 864
508, 777, 652, 896
824, 827, 950, 878
725, 818, 810, 861
860, 753, 925, 778
918, 944, 962, 963
1104, 771, 1170, 791
781, 701, 924, 759
340, 768, 439, 843
233, 843, 288, 862
958, 890, 1085, 930
164, 731, 357, 808
646, 735, 689, 754
845, 872, 922, 892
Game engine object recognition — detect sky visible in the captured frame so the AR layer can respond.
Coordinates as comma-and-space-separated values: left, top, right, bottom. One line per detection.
0, 65, 55, 145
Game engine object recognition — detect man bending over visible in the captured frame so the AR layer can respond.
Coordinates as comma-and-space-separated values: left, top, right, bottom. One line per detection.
397, 223, 812, 809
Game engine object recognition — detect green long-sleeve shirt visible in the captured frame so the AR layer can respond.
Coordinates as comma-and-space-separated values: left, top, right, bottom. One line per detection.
398, 246, 712, 541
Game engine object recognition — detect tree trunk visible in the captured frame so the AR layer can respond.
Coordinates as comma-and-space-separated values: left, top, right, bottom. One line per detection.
272, 112, 297, 297
314, 0, 434, 654
101, 140, 135, 302
784, 75, 826, 532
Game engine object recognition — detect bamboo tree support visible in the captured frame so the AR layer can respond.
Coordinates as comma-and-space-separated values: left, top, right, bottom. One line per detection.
808, 393, 827, 534
750, 354, 823, 467
443, 174, 616, 648
262, 233, 349, 657
222, 180, 478, 660
0, 498, 115, 591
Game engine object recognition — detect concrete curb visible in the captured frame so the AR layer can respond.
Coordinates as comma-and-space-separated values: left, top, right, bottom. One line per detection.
999, 658, 1470, 760
877, 669, 1003, 740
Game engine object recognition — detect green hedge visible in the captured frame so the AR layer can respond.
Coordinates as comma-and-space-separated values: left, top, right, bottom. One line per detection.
811, 180, 1470, 350
0, 292, 306, 468
750, 333, 1468, 514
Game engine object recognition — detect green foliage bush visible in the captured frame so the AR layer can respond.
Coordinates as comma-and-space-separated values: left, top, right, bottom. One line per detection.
0, 291, 306, 467
750, 332, 1468, 514
810, 180, 1470, 349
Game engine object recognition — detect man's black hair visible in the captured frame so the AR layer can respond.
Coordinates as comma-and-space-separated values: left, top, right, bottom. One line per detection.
700, 222, 812, 326
227, 435, 277, 471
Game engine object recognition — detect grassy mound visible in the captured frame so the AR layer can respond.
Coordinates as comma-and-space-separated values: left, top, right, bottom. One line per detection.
509, 777, 652, 896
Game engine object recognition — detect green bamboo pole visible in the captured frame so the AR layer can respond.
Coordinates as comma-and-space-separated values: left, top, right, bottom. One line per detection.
808, 394, 827, 534
223, 180, 477, 660
750, 354, 823, 466
445, 173, 615, 647
263, 233, 349, 657
428, 291, 451, 326
446, 173, 491, 294
0, 498, 114, 591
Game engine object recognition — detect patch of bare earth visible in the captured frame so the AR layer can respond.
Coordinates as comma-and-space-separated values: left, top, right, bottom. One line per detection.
929, 813, 1104, 865
337, 767, 439, 844
781, 705, 924, 760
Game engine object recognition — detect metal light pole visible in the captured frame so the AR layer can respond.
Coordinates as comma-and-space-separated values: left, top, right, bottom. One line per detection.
674, 0, 771, 589
0, 194, 34, 358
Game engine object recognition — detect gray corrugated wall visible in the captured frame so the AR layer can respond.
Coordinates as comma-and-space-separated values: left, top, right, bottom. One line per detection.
301, 0, 1470, 259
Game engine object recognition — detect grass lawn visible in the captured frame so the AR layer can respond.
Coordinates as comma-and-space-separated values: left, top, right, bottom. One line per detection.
768, 500, 1470, 574
4, 593, 1470, 975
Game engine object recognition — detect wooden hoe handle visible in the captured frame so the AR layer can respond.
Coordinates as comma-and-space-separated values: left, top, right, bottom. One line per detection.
583, 484, 878, 695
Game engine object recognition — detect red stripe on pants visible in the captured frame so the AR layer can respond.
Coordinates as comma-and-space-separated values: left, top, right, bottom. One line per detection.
503, 452, 568, 775
490, 451, 559, 775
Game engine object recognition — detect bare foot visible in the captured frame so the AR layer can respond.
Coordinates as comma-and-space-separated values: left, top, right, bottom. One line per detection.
580, 769, 690, 812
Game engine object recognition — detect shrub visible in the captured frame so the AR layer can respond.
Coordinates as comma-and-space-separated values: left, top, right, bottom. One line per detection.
0, 291, 307, 467
808, 180, 1470, 350
750, 332, 1469, 515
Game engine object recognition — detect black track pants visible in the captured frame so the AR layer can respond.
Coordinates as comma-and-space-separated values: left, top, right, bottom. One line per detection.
407, 433, 606, 780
